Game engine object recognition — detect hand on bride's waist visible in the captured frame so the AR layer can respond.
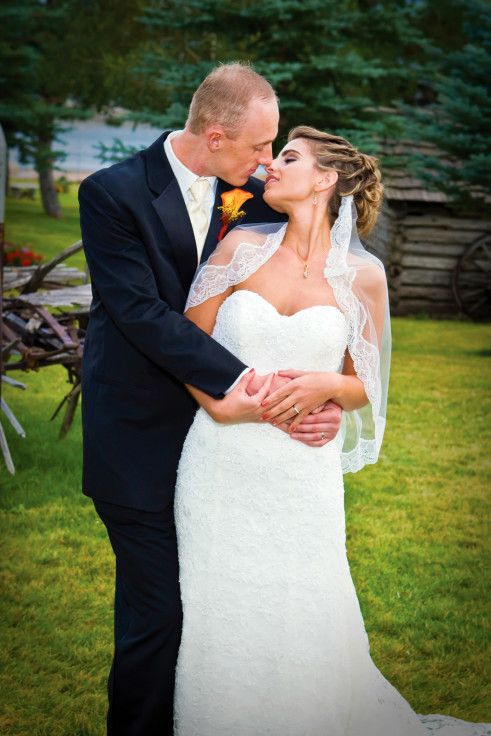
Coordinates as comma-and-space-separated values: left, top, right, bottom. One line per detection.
200, 369, 275, 425
260, 368, 367, 440
285, 401, 343, 447
249, 372, 342, 448
247, 371, 291, 397
188, 370, 344, 448
226, 370, 345, 448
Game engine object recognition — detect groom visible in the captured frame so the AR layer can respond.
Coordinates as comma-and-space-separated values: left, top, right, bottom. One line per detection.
79, 62, 342, 736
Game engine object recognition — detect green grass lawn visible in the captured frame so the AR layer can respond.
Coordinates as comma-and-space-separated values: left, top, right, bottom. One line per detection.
1, 194, 490, 734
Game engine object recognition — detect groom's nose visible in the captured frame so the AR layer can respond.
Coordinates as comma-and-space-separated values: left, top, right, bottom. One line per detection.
258, 144, 273, 167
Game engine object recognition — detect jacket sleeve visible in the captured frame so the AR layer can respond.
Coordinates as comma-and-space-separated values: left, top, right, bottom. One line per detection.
79, 175, 246, 399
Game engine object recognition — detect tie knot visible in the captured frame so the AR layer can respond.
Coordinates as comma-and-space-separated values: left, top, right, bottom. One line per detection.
189, 178, 209, 206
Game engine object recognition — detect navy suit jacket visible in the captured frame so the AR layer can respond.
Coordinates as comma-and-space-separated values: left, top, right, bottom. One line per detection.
79, 132, 286, 511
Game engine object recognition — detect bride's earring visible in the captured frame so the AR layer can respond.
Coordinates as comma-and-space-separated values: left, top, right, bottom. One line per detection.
313, 191, 318, 206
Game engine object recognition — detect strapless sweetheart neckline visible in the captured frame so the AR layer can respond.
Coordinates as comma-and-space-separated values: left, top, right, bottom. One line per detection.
224, 288, 343, 319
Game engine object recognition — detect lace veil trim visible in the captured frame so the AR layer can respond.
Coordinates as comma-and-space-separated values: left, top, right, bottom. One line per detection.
186, 224, 287, 309
324, 197, 390, 473
186, 198, 390, 474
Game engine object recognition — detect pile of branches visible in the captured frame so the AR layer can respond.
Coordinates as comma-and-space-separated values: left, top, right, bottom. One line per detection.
2, 298, 85, 437
1, 241, 88, 452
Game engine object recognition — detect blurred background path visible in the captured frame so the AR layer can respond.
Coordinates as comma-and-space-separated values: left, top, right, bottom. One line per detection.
8, 116, 163, 181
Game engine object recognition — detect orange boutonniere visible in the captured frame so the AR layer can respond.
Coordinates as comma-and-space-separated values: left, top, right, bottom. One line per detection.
217, 188, 253, 241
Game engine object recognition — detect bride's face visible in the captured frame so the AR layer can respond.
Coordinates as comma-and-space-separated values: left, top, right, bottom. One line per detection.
263, 138, 320, 211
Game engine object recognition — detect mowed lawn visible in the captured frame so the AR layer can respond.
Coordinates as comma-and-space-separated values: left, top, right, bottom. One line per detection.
1, 190, 490, 734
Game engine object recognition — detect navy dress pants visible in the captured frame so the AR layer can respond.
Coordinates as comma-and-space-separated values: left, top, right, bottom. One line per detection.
94, 498, 182, 736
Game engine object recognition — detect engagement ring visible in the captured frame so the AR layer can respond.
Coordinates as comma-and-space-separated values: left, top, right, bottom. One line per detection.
293, 405, 300, 414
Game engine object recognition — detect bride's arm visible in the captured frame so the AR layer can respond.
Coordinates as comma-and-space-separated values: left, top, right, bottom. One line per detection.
262, 359, 367, 429
185, 290, 230, 339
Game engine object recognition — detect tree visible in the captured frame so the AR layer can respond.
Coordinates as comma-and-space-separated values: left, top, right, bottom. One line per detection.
115, 0, 428, 154
0, 0, 148, 218
401, 0, 491, 211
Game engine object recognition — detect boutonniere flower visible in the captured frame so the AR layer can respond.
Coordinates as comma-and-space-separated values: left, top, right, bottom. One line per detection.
217, 188, 253, 241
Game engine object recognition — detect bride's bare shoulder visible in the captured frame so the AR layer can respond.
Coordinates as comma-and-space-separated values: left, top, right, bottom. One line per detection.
348, 253, 387, 294
209, 228, 273, 263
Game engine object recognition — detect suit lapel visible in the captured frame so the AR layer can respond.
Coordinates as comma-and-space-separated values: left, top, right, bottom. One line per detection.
145, 138, 258, 279
152, 179, 198, 287
146, 133, 199, 288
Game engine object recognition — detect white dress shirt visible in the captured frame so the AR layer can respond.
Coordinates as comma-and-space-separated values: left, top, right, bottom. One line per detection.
164, 130, 217, 250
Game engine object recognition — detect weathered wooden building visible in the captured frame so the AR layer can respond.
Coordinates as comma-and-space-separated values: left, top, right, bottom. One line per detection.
366, 169, 491, 319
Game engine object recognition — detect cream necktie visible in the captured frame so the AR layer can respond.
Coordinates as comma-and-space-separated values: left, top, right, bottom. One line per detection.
187, 178, 210, 260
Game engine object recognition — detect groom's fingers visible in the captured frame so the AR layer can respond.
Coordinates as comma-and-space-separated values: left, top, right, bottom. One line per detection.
291, 421, 327, 433
298, 405, 342, 429
255, 373, 275, 403
291, 434, 330, 447
237, 368, 257, 394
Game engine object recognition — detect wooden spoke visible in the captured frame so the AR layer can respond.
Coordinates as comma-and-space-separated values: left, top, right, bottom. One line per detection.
452, 233, 491, 320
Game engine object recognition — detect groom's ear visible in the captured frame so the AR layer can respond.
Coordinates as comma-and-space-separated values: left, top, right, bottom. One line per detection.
206, 125, 225, 152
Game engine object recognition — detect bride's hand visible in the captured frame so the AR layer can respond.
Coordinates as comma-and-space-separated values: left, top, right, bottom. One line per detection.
261, 370, 340, 430
210, 370, 275, 424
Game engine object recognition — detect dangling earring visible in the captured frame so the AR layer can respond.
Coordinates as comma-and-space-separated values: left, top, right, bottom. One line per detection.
313, 191, 318, 206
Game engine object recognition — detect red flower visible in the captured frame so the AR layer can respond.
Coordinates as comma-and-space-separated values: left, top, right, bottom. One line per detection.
3, 244, 44, 267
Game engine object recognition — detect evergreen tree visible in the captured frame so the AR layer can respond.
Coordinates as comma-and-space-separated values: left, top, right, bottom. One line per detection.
402, 0, 491, 211
122, 0, 427, 151
0, 0, 147, 217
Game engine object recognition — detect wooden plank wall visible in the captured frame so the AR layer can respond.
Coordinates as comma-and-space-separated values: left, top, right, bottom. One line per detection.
366, 202, 491, 317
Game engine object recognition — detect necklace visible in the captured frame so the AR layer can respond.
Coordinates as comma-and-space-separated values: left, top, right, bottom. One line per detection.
294, 244, 330, 278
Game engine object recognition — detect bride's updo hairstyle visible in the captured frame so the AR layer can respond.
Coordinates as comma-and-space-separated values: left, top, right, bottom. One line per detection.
288, 126, 383, 237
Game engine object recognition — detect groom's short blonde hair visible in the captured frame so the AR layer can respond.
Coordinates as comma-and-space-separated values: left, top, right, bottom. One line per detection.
186, 62, 278, 140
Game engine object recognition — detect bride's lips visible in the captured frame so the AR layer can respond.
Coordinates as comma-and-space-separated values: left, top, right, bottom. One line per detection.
265, 175, 279, 188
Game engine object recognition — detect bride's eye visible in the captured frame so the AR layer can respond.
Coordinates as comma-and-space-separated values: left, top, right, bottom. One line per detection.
284, 157, 297, 164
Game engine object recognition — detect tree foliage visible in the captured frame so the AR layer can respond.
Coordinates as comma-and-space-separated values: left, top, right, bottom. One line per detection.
402, 0, 491, 211
0, 0, 147, 217
4, 0, 488, 215
124, 0, 428, 151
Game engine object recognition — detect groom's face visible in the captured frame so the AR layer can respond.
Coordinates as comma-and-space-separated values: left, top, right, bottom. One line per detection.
212, 98, 279, 186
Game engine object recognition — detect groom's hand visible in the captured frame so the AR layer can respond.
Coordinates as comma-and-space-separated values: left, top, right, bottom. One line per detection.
285, 401, 342, 447
247, 372, 291, 396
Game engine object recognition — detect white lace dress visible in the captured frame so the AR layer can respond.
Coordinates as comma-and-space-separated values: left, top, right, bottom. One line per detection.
174, 290, 490, 736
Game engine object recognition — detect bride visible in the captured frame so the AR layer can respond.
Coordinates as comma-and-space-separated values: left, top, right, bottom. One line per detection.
173, 126, 490, 736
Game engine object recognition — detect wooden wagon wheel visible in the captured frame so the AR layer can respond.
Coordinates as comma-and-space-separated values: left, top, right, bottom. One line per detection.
452, 232, 491, 320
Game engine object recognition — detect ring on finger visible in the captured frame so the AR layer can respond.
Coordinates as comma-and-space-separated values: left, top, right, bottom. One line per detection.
321, 432, 325, 440
293, 405, 300, 415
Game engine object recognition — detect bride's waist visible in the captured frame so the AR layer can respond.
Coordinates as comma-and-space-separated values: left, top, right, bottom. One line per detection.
191, 408, 342, 455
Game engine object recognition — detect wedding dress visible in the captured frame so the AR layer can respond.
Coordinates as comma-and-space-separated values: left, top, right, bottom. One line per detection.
174, 289, 489, 736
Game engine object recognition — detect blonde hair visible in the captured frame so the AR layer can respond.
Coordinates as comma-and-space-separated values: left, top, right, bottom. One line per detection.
288, 126, 383, 236
186, 62, 277, 140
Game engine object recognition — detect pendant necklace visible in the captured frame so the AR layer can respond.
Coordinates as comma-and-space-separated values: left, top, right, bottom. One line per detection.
294, 244, 330, 278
